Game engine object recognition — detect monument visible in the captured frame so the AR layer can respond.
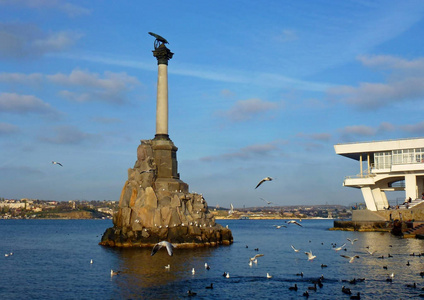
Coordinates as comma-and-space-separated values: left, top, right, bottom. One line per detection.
99, 33, 233, 248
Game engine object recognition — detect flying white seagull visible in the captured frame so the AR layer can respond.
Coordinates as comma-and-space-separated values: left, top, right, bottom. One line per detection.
286, 220, 303, 227
255, 177, 272, 189
52, 161, 63, 167
228, 203, 234, 215
260, 198, 274, 205
249, 254, 264, 262
151, 241, 175, 256
305, 250, 316, 261
333, 243, 346, 252
366, 249, 377, 255
341, 255, 360, 263
291, 245, 301, 252
347, 238, 358, 245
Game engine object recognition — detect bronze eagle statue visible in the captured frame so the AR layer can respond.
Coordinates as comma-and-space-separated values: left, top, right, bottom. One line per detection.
148, 32, 169, 46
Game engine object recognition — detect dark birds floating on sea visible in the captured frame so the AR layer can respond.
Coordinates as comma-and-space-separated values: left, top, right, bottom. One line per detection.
255, 177, 272, 189
151, 241, 175, 256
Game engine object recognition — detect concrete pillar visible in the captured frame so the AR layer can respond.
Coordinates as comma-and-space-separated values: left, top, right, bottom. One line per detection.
371, 187, 388, 210
152, 43, 173, 140
361, 187, 378, 211
156, 64, 168, 136
405, 174, 417, 199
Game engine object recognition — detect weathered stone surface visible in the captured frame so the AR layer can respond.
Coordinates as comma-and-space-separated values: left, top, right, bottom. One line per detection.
171, 195, 181, 207
145, 187, 157, 208
100, 138, 233, 248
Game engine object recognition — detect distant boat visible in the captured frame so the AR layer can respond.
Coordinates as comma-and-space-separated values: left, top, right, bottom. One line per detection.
239, 216, 250, 220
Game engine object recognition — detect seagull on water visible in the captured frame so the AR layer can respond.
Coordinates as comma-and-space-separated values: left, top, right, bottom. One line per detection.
267, 273, 272, 278
273, 225, 287, 229
165, 264, 170, 270
255, 177, 272, 189
192, 268, 195, 275
151, 241, 175, 256
332, 243, 346, 252
110, 269, 120, 276
305, 250, 316, 261
341, 255, 360, 263
291, 245, 301, 252
52, 161, 63, 167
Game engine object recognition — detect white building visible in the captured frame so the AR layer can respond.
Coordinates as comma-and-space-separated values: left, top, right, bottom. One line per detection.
334, 138, 424, 211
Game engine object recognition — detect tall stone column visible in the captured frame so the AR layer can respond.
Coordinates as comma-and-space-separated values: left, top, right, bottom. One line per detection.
152, 44, 173, 140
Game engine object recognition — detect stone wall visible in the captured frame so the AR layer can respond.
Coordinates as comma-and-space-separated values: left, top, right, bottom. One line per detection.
100, 139, 233, 248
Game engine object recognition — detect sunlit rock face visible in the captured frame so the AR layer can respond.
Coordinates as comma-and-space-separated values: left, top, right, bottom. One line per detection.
100, 139, 233, 248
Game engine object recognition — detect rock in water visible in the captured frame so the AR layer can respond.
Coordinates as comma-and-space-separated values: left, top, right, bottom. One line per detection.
100, 138, 233, 248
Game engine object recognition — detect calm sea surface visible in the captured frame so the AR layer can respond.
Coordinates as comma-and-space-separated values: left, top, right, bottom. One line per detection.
1, 219, 424, 299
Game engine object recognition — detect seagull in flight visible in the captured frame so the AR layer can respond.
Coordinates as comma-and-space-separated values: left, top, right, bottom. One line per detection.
52, 161, 63, 167
305, 250, 316, 261
341, 255, 360, 263
255, 177, 272, 189
151, 241, 175, 256
260, 198, 274, 205
366, 249, 377, 255
347, 238, 358, 245
332, 243, 346, 252
249, 254, 264, 262
286, 220, 303, 227
291, 245, 301, 252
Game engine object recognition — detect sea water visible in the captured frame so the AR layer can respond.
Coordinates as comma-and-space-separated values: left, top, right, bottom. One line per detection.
1, 219, 424, 299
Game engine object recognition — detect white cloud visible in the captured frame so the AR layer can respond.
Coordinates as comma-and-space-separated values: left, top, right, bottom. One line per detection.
48, 69, 140, 104
200, 140, 286, 162
39, 125, 99, 145
400, 121, 424, 134
274, 29, 298, 43
297, 132, 332, 142
0, 122, 19, 135
217, 98, 279, 122
0, 72, 43, 84
0, 93, 55, 114
0, 0, 91, 17
0, 22, 81, 59
357, 55, 424, 74
328, 55, 424, 110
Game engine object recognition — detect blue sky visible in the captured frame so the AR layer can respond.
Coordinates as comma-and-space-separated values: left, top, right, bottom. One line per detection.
1, 0, 424, 208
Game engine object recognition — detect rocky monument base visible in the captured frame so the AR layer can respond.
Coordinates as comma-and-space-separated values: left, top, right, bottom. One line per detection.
100, 138, 233, 248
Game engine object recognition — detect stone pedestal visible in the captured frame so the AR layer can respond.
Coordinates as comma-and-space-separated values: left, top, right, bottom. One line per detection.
99, 139, 233, 248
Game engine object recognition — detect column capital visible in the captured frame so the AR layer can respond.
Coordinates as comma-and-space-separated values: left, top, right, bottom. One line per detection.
152, 44, 173, 65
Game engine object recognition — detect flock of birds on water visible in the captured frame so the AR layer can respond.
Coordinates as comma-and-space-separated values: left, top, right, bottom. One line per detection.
35, 173, 424, 298
101, 222, 424, 299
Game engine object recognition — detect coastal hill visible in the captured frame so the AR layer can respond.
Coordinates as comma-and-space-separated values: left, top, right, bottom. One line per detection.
0, 198, 350, 220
